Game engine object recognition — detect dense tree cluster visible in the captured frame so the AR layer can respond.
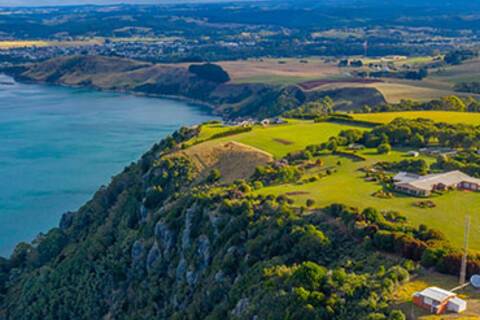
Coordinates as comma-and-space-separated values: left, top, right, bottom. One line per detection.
283, 97, 335, 119
454, 82, 480, 99
376, 159, 429, 175
327, 204, 480, 278
363, 96, 480, 113
365, 118, 480, 149
253, 163, 303, 185
444, 49, 478, 65
188, 63, 231, 83
432, 150, 480, 177
369, 68, 428, 81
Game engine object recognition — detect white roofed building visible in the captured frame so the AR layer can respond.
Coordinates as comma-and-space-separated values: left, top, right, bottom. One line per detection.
394, 170, 480, 197
413, 287, 467, 314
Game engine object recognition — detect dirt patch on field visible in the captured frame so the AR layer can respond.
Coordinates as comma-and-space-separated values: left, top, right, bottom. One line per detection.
299, 78, 383, 90
178, 140, 273, 183
273, 138, 294, 145
285, 191, 310, 196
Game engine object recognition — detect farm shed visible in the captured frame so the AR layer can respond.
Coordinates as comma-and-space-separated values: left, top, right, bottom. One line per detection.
413, 287, 467, 314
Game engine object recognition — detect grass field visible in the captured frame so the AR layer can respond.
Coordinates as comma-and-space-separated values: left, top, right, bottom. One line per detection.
394, 271, 480, 319
254, 148, 480, 249
194, 120, 366, 158
192, 121, 480, 249
352, 111, 480, 125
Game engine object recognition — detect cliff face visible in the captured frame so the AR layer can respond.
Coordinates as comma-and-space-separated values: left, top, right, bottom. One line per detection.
0, 127, 407, 320
8, 55, 386, 119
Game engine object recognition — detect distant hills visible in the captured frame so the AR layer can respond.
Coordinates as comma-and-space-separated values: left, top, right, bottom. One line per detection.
5, 55, 385, 119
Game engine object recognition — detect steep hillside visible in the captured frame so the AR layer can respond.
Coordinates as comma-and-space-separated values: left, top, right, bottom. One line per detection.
0, 125, 412, 320
8, 55, 386, 119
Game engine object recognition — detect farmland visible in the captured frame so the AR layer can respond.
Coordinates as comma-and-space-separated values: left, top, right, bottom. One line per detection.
191, 120, 367, 158
352, 111, 480, 125
212, 56, 480, 103
191, 119, 480, 250
0, 39, 103, 49
255, 149, 480, 249
217, 58, 341, 85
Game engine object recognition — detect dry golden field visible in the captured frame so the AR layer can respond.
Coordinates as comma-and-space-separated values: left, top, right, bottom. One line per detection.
0, 39, 104, 49
217, 58, 342, 85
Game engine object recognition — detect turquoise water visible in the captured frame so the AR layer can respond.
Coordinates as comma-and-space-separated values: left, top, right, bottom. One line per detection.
0, 75, 216, 257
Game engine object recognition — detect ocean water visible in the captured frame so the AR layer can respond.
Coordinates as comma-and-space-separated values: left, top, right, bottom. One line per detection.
0, 75, 216, 256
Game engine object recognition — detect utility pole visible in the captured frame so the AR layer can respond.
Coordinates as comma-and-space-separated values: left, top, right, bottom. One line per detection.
460, 215, 471, 285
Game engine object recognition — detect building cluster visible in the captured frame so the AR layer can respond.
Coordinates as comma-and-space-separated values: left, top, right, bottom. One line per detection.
224, 117, 286, 127
0, 38, 194, 64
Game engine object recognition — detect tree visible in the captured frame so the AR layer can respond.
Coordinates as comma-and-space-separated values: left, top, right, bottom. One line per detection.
35, 228, 68, 265
377, 143, 392, 154
207, 169, 222, 183
306, 199, 315, 207
409, 133, 425, 147
389, 310, 406, 320
441, 96, 466, 112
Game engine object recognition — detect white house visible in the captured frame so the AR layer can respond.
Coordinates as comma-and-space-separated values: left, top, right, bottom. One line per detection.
394, 170, 480, 197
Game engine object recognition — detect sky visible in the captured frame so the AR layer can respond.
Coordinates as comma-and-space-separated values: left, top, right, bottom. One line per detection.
0, 0, 231, 6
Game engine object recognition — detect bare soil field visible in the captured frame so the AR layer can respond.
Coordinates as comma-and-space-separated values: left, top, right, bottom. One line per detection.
299, 78, 383, 90
177, 140, 273, 183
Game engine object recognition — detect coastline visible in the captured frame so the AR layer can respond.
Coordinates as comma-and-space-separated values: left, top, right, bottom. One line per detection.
2, 72, 221, 118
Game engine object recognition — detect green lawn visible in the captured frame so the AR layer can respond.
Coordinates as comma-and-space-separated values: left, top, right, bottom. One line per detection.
195, 120, 367, 158
256, 149, 480, 250
352, 111, 480, 125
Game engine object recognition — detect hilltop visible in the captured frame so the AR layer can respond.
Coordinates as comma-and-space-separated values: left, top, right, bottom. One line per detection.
6, 55, 386, 119
1, 115, 480, 319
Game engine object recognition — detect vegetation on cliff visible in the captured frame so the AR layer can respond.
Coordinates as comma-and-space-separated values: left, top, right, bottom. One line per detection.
0, 125, 414, 320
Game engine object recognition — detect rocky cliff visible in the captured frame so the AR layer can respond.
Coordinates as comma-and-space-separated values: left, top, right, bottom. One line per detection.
0, 126, 409, 320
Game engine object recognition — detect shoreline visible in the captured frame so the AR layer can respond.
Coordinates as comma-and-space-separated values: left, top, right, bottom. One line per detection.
0, 77, 219, 258
2, 72, 223, 119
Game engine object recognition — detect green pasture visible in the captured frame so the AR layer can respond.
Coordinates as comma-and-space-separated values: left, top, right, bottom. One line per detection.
195, 120, 367, 158
256, 149, 480, 250
352, 111, 480, 125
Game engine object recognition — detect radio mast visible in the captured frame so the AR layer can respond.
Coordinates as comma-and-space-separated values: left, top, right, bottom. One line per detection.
460, 215, 471, 285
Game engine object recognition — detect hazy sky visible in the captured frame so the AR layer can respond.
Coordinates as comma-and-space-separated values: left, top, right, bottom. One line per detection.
0, 0, 228, 6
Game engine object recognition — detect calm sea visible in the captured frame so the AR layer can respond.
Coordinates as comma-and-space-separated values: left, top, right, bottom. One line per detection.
0, 75, 216, 256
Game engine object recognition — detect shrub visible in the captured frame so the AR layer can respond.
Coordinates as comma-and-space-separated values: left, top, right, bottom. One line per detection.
377, 143, 392, 154
306, 199, 315, 207
207, 169, 222, 183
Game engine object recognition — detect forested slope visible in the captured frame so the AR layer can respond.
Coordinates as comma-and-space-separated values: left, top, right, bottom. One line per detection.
0, 126, 408, 320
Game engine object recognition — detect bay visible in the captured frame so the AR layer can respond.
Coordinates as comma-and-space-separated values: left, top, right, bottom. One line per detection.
0, 75, 216, 256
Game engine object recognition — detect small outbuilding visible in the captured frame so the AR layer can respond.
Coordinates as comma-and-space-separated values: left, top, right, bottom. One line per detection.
413, 287, 467, 314
347, 143, 365, 151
